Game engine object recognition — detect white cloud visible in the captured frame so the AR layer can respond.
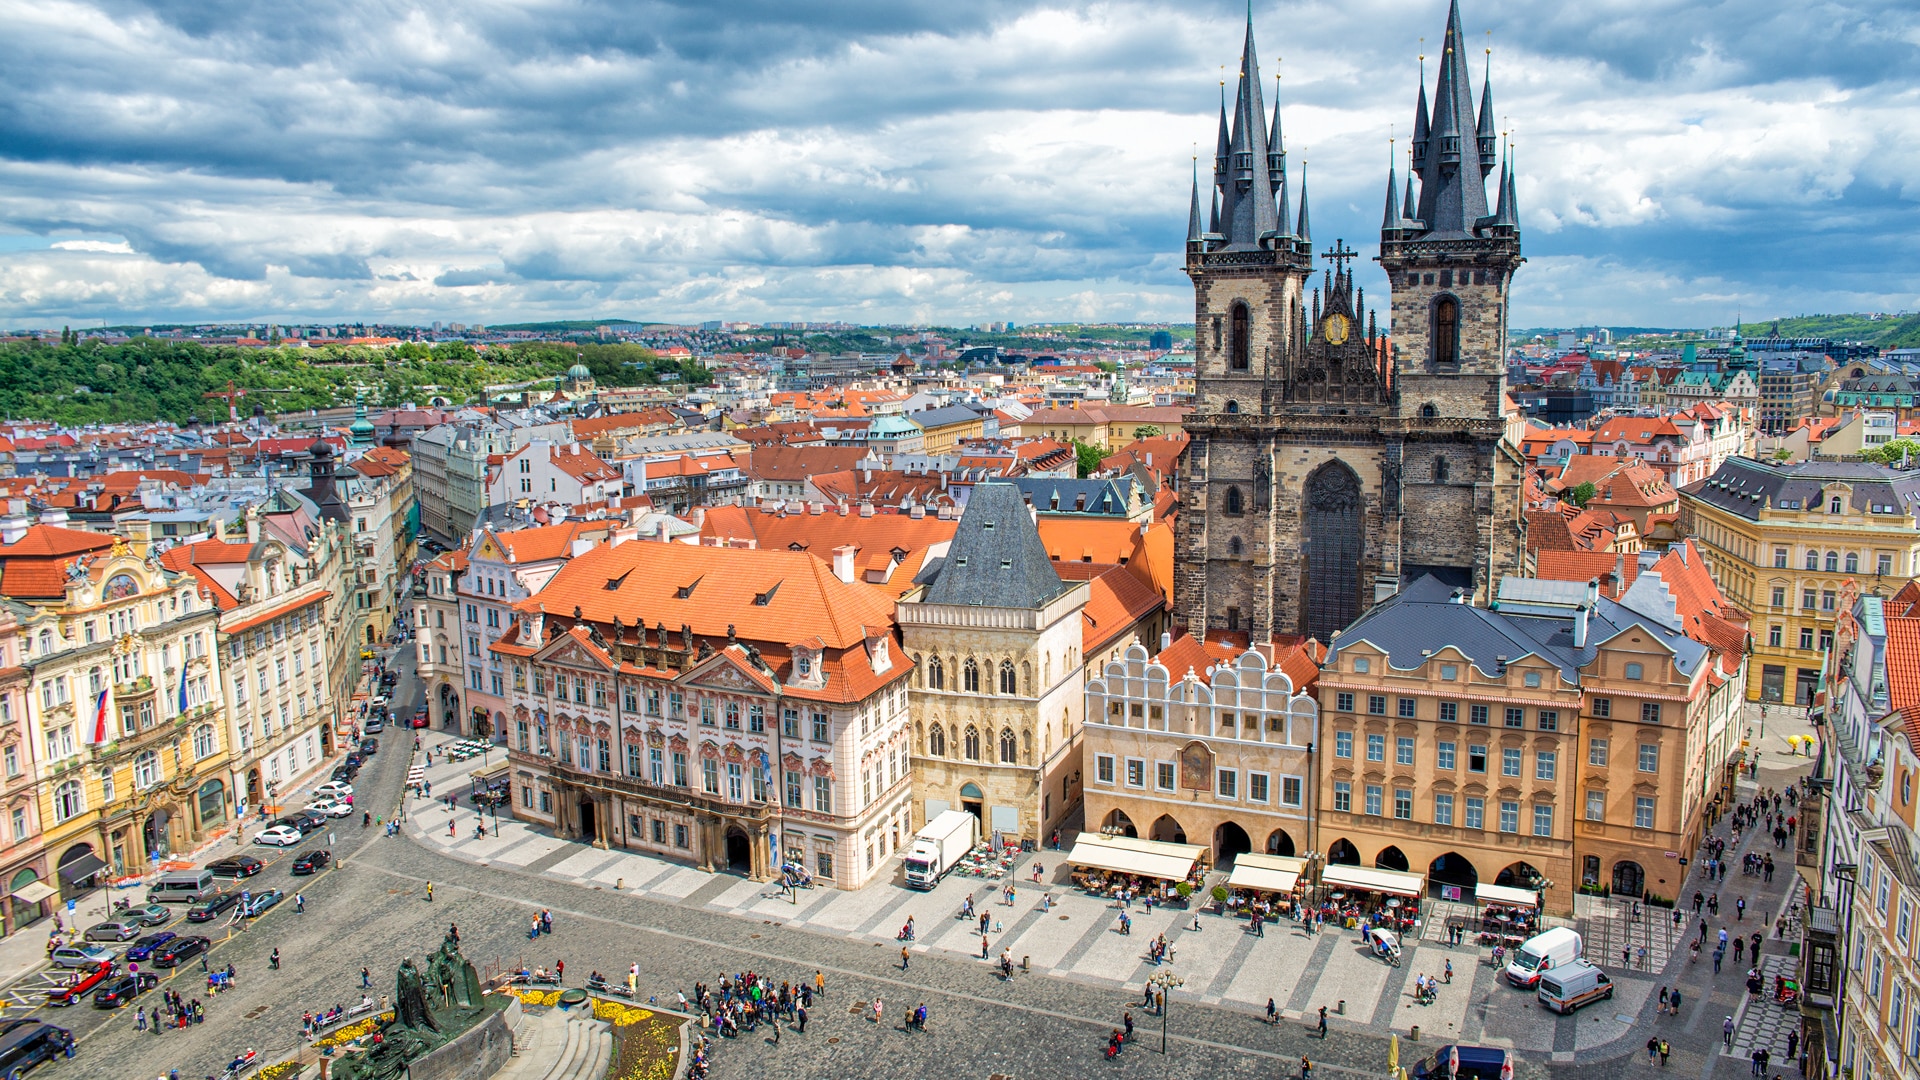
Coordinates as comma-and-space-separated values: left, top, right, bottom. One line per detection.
0, 0, 1915, 326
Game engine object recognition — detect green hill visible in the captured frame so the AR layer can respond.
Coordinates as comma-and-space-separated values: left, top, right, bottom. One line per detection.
1742, 314, 1920, 349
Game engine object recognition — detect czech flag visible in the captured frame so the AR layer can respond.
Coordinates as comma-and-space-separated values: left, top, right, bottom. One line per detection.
89, 688, 110, 744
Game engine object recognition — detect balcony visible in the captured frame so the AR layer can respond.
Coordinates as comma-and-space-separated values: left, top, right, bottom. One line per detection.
533, 754, 778, 825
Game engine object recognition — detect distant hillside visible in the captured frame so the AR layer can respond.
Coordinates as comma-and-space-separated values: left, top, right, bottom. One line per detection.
1744, 314, 1920, 349
485, 319, 651, 332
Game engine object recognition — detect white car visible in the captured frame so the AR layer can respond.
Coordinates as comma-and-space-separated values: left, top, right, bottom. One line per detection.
252, 825, 303, 847
313, 782, 353, 800
305, 799, 353, 819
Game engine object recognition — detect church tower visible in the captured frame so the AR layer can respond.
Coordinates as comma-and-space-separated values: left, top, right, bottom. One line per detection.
1177, 0, 1524, 647
1377, 0, 1526, 597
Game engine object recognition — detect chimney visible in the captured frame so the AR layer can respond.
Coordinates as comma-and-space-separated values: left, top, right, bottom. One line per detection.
1573, 603, 1590, 649
1160, 630, 1172, 652
570, 538, 596, 558
37, 508, 68, 528
1586, 577, 1601, 608
0, 515, 27, 545
830, 544, 857, 584
245, 505, 261, 544
1449, 588, 1466, 604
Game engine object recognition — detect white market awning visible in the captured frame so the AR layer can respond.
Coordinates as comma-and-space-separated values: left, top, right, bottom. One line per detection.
1066, 834, 1205, 881
8, 880, 56, 905
1320, 864, 1425, 898
1476, 883, 1540, 907
1227, 853, 1305, 894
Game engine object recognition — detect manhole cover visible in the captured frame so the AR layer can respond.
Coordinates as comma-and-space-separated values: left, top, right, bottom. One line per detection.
244, 1005, 272, 1019
750, 934, 760, 939
828, 1037, 841, 1044
850, 1002, 866, 1014
1058, 915, 1069, 920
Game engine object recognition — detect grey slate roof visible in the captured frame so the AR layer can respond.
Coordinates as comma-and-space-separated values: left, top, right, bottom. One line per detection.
921, 482, 1067, 609
1010, 476, 1136, 516
1328, 574, 1708, 684
909, 404, 988, 430
1681, 457, 1920, 522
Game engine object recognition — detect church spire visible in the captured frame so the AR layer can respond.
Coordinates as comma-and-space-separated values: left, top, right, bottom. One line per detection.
1295, 164, 1311, 244
1490, 142, 1519, 233
1408, 0, 1493, 238
1402, 150, 1419, 224
1269, 72, 1291, 238
1188, 160, 1205, 243
1381, 144, 1403, 233
1477, 44, 1499, 176
1217, 11, 1279, 250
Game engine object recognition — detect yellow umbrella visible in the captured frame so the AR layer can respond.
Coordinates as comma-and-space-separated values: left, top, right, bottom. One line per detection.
1390, 1033, 1400, 1071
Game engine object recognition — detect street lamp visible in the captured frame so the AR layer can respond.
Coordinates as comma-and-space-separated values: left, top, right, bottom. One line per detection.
1146, 969, 1184, 1054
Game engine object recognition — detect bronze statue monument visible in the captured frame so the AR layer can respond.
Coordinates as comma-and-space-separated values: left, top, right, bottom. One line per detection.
333, 937, 497, 1080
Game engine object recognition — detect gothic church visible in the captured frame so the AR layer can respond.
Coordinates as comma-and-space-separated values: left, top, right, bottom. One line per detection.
1176, 0, 1526, 644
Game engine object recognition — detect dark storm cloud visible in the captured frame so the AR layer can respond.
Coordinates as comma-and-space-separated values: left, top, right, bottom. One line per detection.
0, 0, 1916, 325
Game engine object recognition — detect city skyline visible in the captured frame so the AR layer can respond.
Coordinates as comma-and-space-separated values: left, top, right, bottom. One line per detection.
1, 0, 1916, 328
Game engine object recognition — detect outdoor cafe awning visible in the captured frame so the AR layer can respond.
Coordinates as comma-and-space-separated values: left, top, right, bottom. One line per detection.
1227, 853, 1305, 894
8, 880, 56, 905
1066, 834, 1205, 882
1320, 864, 1425, 898
1476, 883, 1540, 907
57, 852, 107, 883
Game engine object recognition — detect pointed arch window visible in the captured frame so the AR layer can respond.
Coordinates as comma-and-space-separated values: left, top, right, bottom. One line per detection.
1432, 296, 1459, 369
1229, 302, 1250, 370
963, 659, 980, 693
927, 657, 944, 690
963, 725, 981, 761
1229, 536, 1243, 556
998, 661, 1017, 695
1433, 457, 1450, 482
1224, 486, 1244, 517
999, 728, 1018, 763
928, 724, 945, 757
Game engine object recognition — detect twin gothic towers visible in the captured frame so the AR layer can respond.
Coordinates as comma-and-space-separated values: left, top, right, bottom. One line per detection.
1176, 0, 1526, 644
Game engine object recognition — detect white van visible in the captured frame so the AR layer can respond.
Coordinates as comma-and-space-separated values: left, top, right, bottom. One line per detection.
147, 869, 217, 904
1505, 926, 1584, 988
1536, 958, 1613, 1013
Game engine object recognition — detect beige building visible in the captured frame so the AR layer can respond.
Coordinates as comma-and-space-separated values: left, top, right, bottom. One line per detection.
901, 483, 1164, 845
1315, 576, 1723, 914
1082, 635, 1319, 864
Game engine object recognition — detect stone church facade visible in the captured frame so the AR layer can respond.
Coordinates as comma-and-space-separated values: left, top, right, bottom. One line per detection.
1176, 2, 1526, 645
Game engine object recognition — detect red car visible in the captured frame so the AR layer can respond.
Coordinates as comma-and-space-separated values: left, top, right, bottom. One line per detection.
46, 961, 114, 1007
411, 708, 429, 729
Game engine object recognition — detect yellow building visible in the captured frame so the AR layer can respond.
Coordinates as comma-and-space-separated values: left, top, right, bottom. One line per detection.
2, 520, 229, 889
1017, 406, 1191, 450
1680, 457, 1920, 705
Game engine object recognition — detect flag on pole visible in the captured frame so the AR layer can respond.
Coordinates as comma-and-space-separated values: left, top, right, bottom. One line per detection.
178, 665, 191, 716
88, 689, 110, 744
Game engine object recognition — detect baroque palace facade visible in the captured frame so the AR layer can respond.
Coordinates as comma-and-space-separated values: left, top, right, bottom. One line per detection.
1176, 1, 1526, 644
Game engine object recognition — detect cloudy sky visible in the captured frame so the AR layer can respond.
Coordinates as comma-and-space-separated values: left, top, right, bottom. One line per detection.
2, 0, 1917, 330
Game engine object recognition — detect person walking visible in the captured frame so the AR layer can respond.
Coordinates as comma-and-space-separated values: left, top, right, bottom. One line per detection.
1316, 1005, 1327, 1037
270, 948, 281, 970
294, 893, 304, 914
425, 882, 433, 903
1657, 986, 1669, 1014
901, 946, 910, 972
1647, 1037, 1660, 1065
1658, 1039, 1671, 1067
361, 967, 371, 989
796, 1004, 808, 1033
1724, 1015, 1735, 1049
1266, 998, 1278, 1024
1669, 987, 1683, 1015
814, 969, 825, 998
1300, 1056, 1312, 1080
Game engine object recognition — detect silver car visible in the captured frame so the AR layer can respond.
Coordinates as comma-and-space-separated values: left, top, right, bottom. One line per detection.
83, 920, 144, 942
49, 943, 115, 968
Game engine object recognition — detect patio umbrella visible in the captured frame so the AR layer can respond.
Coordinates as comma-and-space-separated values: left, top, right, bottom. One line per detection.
1499, 1054, 1514, 1080
1389, 1033, 1399, 1073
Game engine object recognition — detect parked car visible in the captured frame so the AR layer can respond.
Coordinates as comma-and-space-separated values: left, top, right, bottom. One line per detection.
287, 810, 328, 832
82, 921, 143, 943
0, 1020, 74, 1075
330, 764, 359, 783
207, 856, 264, 879
304, 799, 352, 819
252, 826, 302, 847
1411, 1047, 1509, 1080
48, 945, 115, 970
44, 962, 113, 1006
91, 971, 158, 1009
358, 738, 379, 756
313, 782, 353, 800
364, 717, 385, 733
151, 935, 210, 968
290, 850, 332, 876
124, 932, 178, 963
412, 708, 429, 729
243, 889, 284, 917
185, 892, 241, 923
343, 753, 364, 769
125, 903, 173, 927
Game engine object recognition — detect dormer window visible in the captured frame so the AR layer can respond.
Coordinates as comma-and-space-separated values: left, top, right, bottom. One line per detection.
798, 657, 812, 677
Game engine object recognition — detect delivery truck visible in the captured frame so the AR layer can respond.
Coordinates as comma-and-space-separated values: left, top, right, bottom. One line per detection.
903, 810, 978, 889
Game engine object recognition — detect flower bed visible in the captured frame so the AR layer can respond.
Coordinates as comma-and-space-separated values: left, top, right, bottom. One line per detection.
314, 1011, 394, 1049
257, 1062, 302, 1080
602, 1003, 683, 1080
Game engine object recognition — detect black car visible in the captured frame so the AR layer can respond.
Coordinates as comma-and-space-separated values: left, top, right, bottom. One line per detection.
290, 849, 332, 876
206, 856, 264, 879
0, 1021, 73, 1076
330, 765, 358, 782
91, 972, 158, 1009
151, 935, 210, 967
290, 809, 327, 832
271, 814, 322, 836
344, 753, 364, 768
184, 892, 240, 923
358, 738, 379, 756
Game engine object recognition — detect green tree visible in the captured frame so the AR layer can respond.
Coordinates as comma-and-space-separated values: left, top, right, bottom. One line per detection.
1863, 437, 1920, 466
1071, 439, 1105, 478
1132, 425, 1162, 441
1567, 481, 1597, 507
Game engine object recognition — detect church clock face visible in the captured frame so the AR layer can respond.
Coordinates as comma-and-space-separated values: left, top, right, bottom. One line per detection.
1323, 313, 1350, 345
